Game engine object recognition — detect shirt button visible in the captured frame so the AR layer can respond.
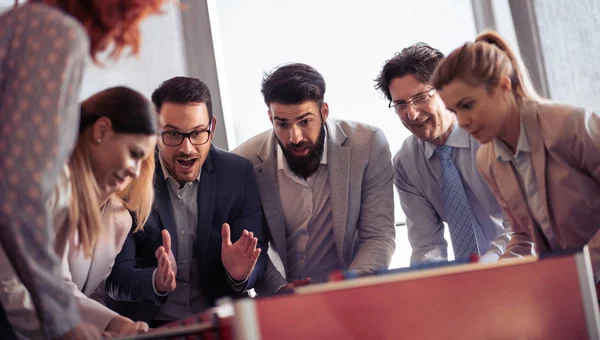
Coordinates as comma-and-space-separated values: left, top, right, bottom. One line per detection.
183, 282, 188, 286
181, 229, 186, 234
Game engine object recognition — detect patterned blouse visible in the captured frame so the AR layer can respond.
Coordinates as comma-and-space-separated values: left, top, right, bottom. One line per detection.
0, 3, 88, 338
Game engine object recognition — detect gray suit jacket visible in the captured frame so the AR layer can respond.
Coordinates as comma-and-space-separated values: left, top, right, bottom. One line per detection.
234, 119, 396, 294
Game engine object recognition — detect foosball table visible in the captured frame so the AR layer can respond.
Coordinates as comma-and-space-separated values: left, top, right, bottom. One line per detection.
114, 249, 600, 340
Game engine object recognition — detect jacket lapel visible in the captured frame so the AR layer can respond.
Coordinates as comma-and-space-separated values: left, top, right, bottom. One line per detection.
154, 152, 178, 257
83, 199, 130, 295
326, 120, 350, 263
67, 234, 92, 291
521, 100, 555, 243
255, 132, 288, 266
492, 158, 529, 224
197, 147, 216, 269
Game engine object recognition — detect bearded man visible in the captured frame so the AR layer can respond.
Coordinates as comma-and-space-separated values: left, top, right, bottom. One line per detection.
234, 63, 396, 294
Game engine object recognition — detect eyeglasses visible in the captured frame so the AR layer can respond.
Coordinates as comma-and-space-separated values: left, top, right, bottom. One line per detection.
161, 124, 212, 146
388, 89, 436, 113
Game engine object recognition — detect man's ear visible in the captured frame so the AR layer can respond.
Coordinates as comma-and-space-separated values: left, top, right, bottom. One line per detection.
209, 116, 218, 141
320, 102, 329, 122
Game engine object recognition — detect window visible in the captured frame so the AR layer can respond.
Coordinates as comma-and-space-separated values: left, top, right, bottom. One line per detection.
217, 0, 476, 268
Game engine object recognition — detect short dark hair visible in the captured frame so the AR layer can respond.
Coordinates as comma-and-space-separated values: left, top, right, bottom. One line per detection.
261, 63, 326, 106
80, 86, 158, 135
374, 43, 445, 101
151, 76, 213, 120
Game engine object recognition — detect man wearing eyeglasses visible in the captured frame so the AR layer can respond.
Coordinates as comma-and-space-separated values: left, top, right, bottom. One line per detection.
105, 77, 267, 326
374, 43, 511, 264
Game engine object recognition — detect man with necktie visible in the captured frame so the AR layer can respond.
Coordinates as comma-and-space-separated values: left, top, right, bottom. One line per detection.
374, 43, 515, 263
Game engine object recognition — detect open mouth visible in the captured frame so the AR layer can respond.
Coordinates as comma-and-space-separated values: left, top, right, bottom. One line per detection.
177, 158, 198, 169
290, 146, 309, 156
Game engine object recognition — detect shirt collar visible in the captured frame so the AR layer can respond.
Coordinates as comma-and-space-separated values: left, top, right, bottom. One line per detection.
277, 131, 328, 175
424, 122, 471, 160
494, 114, 531, 162
159, 154, 201, 183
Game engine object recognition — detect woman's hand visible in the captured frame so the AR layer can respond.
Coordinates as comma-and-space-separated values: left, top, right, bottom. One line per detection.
106, 315, 149, 335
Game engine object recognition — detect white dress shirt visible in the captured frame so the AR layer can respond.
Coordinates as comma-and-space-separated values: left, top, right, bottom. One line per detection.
276, 135, 342, 282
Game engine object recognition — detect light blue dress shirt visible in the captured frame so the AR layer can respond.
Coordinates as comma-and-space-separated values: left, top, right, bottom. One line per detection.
393, 124, 511, 263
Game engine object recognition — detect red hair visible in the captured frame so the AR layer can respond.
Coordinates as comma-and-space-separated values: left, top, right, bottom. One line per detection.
30, 0, 168, 61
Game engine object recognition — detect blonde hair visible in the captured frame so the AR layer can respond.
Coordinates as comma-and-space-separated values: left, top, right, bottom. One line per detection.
66, 137, 102, 257
66, 87, 158, 256
116, 152, 155, 232
432, 31, 544, 102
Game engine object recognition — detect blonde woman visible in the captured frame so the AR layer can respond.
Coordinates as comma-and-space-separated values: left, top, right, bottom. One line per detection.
0, 87, 159, 339
432, 31, 600, 293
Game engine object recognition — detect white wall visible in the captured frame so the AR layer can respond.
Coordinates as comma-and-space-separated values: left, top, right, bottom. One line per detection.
0, 0, 13, 10
217, 1, 477, 152
79, 1, 187, 100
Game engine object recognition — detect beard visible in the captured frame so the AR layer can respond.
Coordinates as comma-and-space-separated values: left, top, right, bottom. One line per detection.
277, 123, 326, 180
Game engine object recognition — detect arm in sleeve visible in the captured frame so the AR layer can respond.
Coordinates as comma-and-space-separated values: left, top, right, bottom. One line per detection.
226, 272, 247, 293
570, 108, 600, 281
254, 256, 288, 296
348, 129, 396, 273
0, 19, 87, 339
394, 158, 448, 264
104, 228, 167, 305
480, 213, 513, 262
61, 242, 117, 331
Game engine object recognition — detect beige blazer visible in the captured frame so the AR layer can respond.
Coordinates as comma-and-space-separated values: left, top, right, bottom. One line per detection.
234, 119, 396, 294
0, 169, 132, 339
477, 100, 600, 280
66, 196, 132, 328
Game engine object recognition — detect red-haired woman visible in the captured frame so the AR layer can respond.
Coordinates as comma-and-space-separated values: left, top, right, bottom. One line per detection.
0, 1, 167, 339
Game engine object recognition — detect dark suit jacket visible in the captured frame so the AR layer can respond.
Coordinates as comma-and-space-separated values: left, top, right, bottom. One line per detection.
104, 146, 268, 322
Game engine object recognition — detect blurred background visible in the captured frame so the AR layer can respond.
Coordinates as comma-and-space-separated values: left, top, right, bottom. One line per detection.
2, 0, 598, 269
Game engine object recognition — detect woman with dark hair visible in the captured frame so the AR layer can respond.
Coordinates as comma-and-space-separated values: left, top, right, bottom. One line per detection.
0, 1, 167, 339
432, 31, 600, 293
0, 87, 159, 338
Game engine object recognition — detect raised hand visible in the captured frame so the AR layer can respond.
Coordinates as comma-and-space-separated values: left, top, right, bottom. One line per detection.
221, 223, 261, 282
154, 229, 177, 294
